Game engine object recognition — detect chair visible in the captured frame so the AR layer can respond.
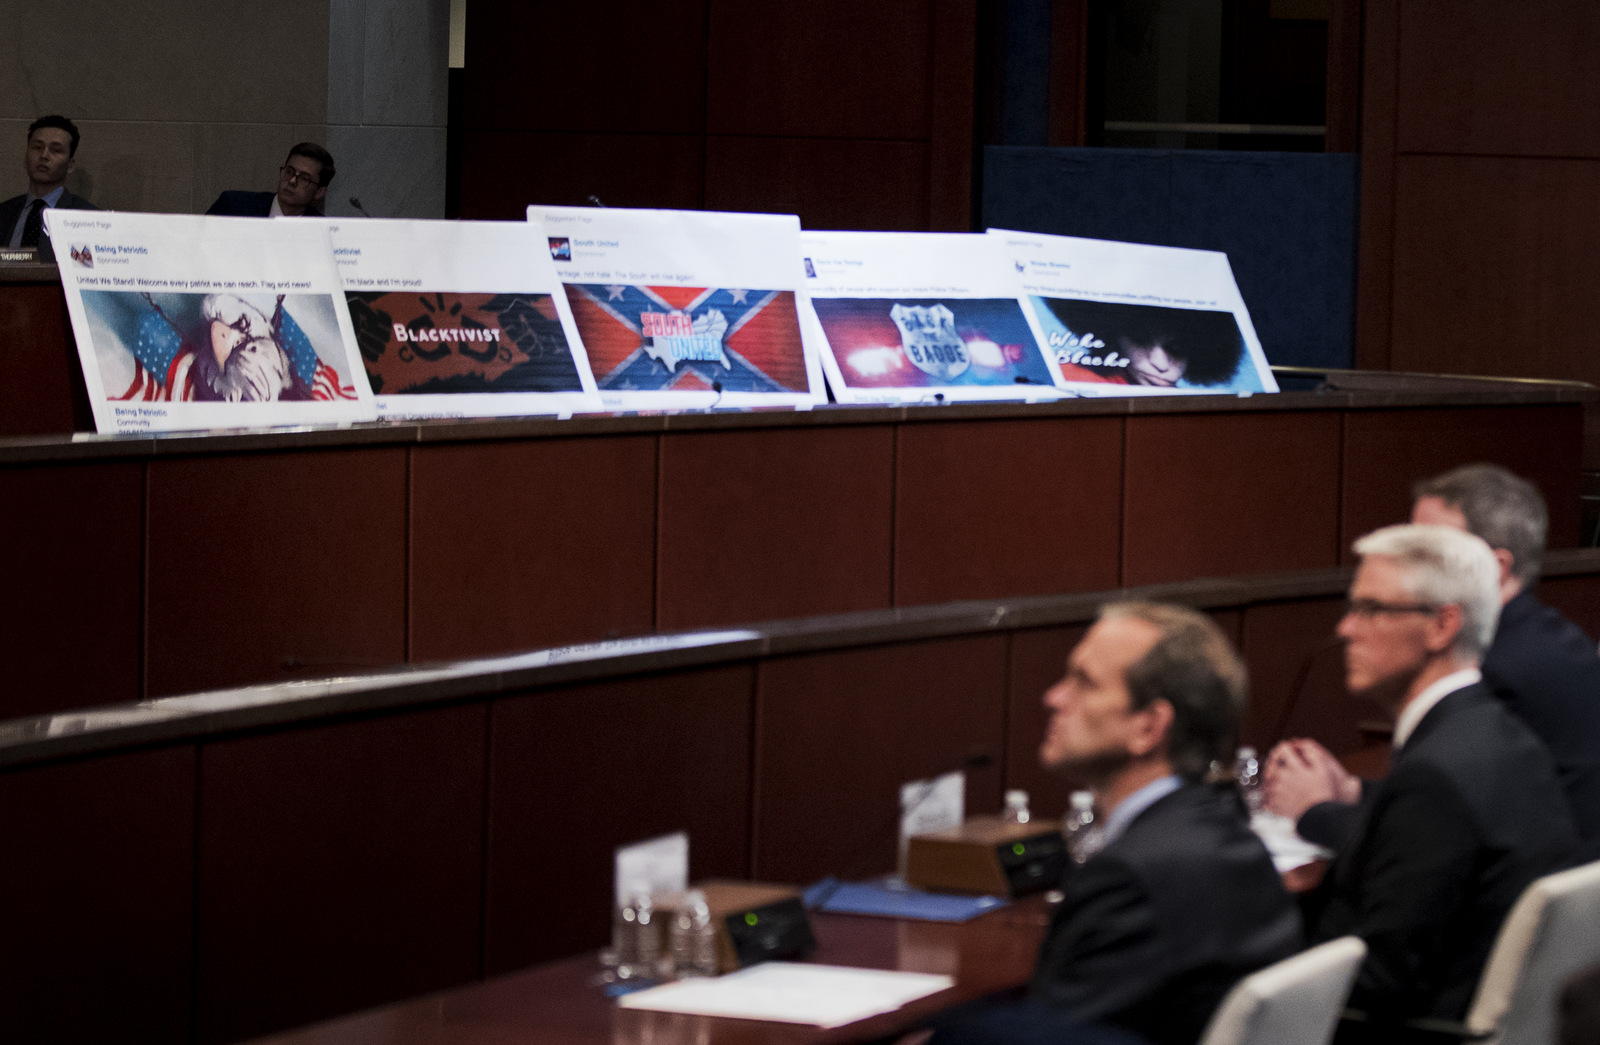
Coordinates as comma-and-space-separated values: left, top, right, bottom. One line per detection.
1199, 936, 1367, 1045
1456, 857, 1600, 1045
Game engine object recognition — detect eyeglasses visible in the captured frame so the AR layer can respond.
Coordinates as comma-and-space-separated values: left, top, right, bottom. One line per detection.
1343, 598, 1439, 620
279, 165, 321, 188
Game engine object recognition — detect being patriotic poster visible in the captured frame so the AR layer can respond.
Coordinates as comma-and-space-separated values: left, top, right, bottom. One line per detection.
531, 206, 825, 411
992, 229, 1278, 396
328, 218, 600, 418
48, 210, 374, 433
800, 231, 1063, 404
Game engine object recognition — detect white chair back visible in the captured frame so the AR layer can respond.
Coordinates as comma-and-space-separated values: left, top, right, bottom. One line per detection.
1198, 936, 1367, 1045
1467, 857, 1600, 1045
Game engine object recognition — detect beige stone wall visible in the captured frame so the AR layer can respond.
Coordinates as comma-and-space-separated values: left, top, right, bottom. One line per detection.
0, 0, 446, 218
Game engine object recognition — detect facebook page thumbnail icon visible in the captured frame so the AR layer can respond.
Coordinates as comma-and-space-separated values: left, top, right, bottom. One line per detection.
548, 237, 572, 262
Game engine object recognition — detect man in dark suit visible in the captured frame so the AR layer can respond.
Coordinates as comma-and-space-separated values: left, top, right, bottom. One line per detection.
933, 602, 1302, 1045
1414, 464, 1600, 848
205, 143, 335, 218
1297, 525, 1576, 1022
1, 115, 98, 261
1270, 464, 1600, 855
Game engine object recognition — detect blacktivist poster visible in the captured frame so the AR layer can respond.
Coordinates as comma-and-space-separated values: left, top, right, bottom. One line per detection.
327, 219, 600, 419
992, 229, 1278, 396
799, 231, 1064, 404
48, 211, 374, 433
530, 206, 826, 411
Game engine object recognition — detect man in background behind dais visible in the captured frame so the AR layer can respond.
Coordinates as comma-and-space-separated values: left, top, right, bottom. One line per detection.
0, 115, 98, 261
206, 143, 334, 218
932, 602, 1301, 1045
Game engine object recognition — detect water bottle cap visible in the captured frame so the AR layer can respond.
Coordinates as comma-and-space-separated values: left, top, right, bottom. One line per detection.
1236, 746, 1257, 761
1005, 789, 1029, 808
1070, 791, 1095, 810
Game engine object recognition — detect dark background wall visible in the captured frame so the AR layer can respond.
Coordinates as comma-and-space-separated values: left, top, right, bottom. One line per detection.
458, 1, 977, 231
1355, 0, 1600, 389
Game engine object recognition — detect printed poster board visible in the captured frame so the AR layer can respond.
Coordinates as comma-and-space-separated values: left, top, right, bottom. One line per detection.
48, 210, 374, 433
329, 218, 601, 419
531, 206, 826, 411
993, 229, 1278, 396
800, 231, 1063, 405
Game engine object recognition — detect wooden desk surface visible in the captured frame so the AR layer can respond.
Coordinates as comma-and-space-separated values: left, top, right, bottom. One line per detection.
249, 901, 1053, 1045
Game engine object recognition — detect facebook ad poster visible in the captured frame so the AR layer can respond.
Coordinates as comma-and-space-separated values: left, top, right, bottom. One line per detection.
329, 219, 600, 418
994, 229, 1277, 396
532, 206, 826, 411
799, 231, 1064, 404
48, 211, 374, 433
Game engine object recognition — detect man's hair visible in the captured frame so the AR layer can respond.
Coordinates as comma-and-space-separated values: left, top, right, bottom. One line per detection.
285, 142, 336, 187
1098, 601, 1247, 780
1413, 463, 1548, 587
1353, 524, 1502, 658
27, 115, 80, 157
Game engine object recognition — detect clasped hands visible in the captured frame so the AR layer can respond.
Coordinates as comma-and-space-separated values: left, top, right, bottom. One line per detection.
1262, 737, 1361, 822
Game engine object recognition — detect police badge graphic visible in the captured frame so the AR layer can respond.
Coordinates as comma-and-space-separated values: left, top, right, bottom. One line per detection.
891, 303, 969, 381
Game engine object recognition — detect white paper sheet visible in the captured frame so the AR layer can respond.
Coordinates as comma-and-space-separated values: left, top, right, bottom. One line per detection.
530, 206, 826, 412
48, 210, 375, 433
616, 831, 689, 905
326, 218, 601, 419
992, 228, 1278, 397
617, 962, 954, 1028
800, 231, 1062, 404
1251, 810, 1334, 872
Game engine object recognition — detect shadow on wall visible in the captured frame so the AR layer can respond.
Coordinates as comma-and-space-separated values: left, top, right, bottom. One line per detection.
982, 146, 1359, 371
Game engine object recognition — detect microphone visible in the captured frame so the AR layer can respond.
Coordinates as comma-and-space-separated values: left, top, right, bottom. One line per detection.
806, 752, 995, 910
587, 195, 607, 208
710, 379, 724, 410
348, 197, 373, 218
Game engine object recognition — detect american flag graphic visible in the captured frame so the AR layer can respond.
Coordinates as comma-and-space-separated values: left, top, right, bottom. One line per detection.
106, 294, 357, 402
564, 284, 809, 393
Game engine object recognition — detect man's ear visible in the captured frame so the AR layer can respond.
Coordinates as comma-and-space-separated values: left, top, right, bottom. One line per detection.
1129, 699, 1174, 759
313, 183, 328, 207
1426, 603, 1465, 655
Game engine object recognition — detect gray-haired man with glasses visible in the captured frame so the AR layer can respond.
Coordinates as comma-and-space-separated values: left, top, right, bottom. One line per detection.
206, 142, 335, 218
1289, 524, 1575, 1024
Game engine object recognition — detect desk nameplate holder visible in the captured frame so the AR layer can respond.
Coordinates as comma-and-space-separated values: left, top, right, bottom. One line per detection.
904, 815, 1067, 897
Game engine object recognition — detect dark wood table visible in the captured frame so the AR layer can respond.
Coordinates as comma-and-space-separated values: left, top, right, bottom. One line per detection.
249, 900, 1053, 1045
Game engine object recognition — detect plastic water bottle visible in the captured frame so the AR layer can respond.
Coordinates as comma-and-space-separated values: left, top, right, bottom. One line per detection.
1003, 789, 1031, 824
669, 889, 719, 978
1064, 790, 1105, 864
610, 891, 660, 980
1235, 746, 1264, 814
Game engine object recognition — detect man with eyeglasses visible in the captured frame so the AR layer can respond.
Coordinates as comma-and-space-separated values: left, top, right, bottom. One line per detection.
1291, 524, 1574, 1024
205, 143, 335, 218
1270, 464, 1600, 854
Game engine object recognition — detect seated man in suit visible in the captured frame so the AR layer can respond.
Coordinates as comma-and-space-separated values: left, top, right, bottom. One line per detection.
1, 115, 98, 260
1270, 464, 1600, 854
933, 602, 1302, 1045
206, 143, 334, 218
1295, 525, 1576, 1023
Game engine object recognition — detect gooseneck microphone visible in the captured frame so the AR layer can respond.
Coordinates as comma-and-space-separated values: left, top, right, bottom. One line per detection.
348, 197, 373, 218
